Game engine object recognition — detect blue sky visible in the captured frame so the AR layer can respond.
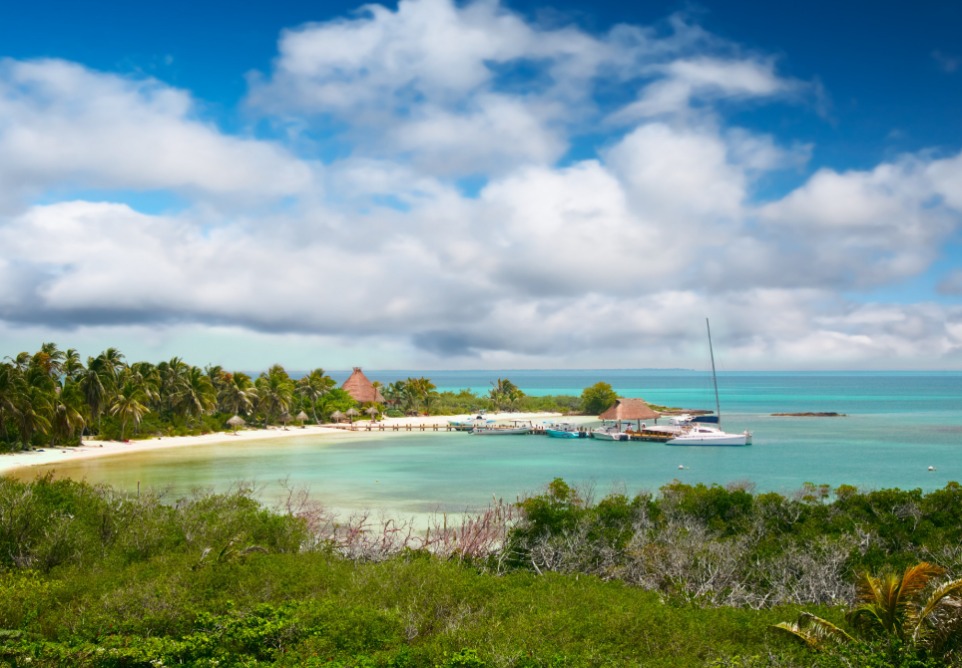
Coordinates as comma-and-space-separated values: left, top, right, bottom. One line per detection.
0, 0, 960, 370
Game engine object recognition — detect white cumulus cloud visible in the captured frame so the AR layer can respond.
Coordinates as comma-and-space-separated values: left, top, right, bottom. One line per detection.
0, 58, 313, 210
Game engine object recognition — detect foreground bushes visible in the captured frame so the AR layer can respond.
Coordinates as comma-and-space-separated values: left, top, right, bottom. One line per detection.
0, 551, 808, 667
506, 479, 962, 608
2, 475, 962, 666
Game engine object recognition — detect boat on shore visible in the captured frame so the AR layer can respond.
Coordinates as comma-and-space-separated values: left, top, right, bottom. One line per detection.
448, 413, 494, 431
666, 319, 752, 447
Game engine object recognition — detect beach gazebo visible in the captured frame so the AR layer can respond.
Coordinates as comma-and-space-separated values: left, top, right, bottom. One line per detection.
365, 406, 380, 422
296, 411, 309, 427
345, 407, 359, 424
330, 410, 345, 424
598, 398, 661, 430
227, 415, 245, 433
341, 367, 385, 404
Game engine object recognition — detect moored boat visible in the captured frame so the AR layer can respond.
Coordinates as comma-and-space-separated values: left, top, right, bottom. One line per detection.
666, 424, 752, 446
591, 426, 628, 441
471, 420, 533, 435
448, 413, 494, 431
545, 423, 587, 439
666, 319, 753, 447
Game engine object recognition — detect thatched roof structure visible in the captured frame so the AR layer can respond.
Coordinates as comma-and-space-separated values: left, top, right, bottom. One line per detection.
598, 398, 661, 421
341, 367, 385, 403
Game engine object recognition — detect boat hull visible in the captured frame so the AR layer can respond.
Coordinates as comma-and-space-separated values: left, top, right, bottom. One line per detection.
667, 431, 752, 446
471, 427, 532, 435
448, 416, 494, 431
591, 430, 628, 441
545, 428, 585, 439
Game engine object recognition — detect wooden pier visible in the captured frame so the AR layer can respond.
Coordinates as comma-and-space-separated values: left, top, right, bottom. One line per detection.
328, 423, 675, 441
331, 423, 459, 432
626, 430, 674, 442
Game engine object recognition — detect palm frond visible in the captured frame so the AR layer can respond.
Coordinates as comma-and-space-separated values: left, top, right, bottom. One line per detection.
855, 569, 887, 605
900, 562, 945, 600
772, 612, 854, 650
848, 601, 888, 635
772, 622, 821, 649
913, 577, 962, 641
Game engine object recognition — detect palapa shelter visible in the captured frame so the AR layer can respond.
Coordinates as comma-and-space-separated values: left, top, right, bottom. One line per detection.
598, 398, 661, 428
341, 367, 385, 404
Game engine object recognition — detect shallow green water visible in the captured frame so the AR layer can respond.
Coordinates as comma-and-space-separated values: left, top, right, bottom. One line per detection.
14, 371, 962, 518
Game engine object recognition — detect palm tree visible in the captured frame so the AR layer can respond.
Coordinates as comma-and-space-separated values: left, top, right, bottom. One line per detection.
490, 378, 524, 411
14, 367, 55, 449
15, 386, 52, 449
50, 383, 86, 446
296, 369, 336, 424
774, 562, 962, 654
156, 357, 188, 418
255, 365, 295, 425
405, 377, 436, 414
62, 348, 84, 381
0, 363, 21, 437
32, 342, 66, 379
176, 366, 216, 427
7, 351, 31, 372
218, 372, 255, 417
110, 380, 149, 441
96, 347, 127, 393
849, 562, 962, 645
382, 381, 408, 412
78, 361, 108, 433
127, 362, 161, 409
205, 364, 226, 389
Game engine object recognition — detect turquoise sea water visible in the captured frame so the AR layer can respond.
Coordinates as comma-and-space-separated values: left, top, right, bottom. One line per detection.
21, 371, 962, 518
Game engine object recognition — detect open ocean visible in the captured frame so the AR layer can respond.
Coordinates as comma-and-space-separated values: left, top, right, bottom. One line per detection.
22, 370, 962, 518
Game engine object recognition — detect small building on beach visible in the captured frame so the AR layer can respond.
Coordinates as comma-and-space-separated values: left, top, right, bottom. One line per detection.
341, 367, 385, 404
598, 398, 661, 424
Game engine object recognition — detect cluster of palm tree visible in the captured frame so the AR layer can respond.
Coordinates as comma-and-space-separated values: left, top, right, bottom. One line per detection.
0, 343, 357, 450
489, 377, 525, 411
381, 377, 438, 415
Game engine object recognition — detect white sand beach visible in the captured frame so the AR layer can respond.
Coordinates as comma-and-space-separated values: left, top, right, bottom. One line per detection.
0, 411, 579, 477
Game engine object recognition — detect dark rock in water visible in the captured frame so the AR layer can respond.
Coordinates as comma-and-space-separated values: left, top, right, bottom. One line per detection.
771, 412, 846, 417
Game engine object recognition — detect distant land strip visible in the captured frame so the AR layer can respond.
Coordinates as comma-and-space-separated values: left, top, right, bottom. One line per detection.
771, 412, 847, 417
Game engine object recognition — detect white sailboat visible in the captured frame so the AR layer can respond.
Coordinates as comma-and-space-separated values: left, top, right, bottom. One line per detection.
667, 319, 753, 446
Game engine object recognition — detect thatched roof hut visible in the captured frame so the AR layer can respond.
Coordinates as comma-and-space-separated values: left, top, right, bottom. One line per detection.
598, 398, 661, 422
341, 367, 385, 403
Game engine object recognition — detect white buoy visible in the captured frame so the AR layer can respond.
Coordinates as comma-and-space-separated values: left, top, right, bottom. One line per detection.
678, 464, 685, 470
928, 466, 936, 471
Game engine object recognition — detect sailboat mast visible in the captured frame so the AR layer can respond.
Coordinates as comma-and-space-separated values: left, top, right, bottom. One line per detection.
706, 318, 721, 425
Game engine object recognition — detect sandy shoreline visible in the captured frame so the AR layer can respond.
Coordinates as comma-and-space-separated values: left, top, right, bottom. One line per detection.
0, 412, 581, 477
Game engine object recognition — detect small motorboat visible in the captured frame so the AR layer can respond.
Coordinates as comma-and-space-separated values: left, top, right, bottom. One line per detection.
448, 413, 494, 431
590, 423, 629, 441
545, 423, 587, 439
471, 420, 533, 435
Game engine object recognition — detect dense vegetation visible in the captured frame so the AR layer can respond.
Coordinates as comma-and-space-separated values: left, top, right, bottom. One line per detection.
0, 344, 610, 452
2, 475, 962, 666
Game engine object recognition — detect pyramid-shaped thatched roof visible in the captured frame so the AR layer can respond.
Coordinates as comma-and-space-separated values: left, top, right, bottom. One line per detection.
598, 398, 661, 421
341, 367, 385, 403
